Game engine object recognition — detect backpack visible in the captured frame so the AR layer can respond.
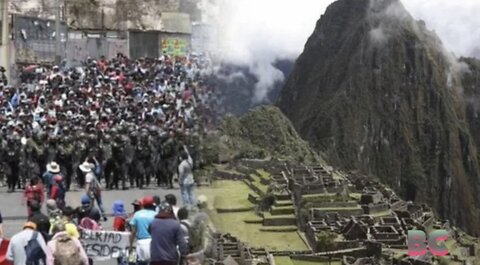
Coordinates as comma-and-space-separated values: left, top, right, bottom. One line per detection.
55, 182, 66, 200
88, 174, 101, 196
53, 236, 83, 265
25, 231, 46, 265
79, 217, 101, 231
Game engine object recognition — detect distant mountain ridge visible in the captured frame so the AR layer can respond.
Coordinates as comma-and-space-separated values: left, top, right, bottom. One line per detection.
278, 0, 480, 235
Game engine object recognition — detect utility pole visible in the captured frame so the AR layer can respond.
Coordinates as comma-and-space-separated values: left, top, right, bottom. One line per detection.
0, 0, 10, 80
55, 0, 61, 64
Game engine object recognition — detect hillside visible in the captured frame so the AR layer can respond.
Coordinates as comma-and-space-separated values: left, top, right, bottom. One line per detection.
215, 106, 322, 164
278, 0, 480, 235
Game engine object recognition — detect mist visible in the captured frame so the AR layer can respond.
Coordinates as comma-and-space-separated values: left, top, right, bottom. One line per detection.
217, 0, 480, 102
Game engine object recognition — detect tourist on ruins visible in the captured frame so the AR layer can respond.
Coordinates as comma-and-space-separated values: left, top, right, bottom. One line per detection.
178, 145, 196, 210
149, 202, 188, 265
6, 222, 52, 265
129, 196, 157, 265
47, 222, 88, 265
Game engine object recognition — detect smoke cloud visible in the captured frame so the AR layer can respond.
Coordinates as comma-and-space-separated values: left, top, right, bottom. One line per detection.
216, 0, 480, 102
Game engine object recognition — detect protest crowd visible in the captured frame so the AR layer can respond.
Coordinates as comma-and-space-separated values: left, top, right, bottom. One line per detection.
0, 53, 218, 265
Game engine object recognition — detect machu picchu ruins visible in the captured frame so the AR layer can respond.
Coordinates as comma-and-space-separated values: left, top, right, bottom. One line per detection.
198, 157, 480, 265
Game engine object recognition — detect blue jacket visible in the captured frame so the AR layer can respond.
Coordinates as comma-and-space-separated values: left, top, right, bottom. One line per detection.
150, 215, 188, 262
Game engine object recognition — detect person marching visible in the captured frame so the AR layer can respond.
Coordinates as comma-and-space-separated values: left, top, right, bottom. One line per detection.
50, 175, 67, 211
79, 161, 107, 222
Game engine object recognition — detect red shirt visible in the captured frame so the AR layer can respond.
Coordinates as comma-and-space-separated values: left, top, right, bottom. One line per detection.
24, 184, 44, 203
0, 239, 10, 265
50, 185, 60, 200
113, 216, 126, 231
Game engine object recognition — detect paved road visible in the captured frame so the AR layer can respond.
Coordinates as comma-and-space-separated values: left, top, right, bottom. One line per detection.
0, 187, 181, 238
1, 187, 183, 265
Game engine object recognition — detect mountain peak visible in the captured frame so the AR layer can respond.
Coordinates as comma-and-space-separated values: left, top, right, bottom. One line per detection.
278, 0, 480, 235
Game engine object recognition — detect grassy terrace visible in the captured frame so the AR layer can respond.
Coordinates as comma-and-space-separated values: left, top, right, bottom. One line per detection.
256, 169, 271, 179
199, 180, 254, 210
198, 180, 308, 251
349, 193, 362, 201
249, 173, 270, 194
313, 206, 362, 211
275, 257, 341, 265
369, 210, 392, 217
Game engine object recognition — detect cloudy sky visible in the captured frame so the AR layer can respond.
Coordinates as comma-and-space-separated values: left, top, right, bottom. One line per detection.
216, 0, 480, 101
221, 0, 480, 59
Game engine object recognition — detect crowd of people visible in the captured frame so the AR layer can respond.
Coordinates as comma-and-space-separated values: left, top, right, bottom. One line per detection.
0, 52, 219, 265
0, 53, 216, 193
0, 193, 212, 265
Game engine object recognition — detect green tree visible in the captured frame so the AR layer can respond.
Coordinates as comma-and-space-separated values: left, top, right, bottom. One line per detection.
316, 231, 337, 253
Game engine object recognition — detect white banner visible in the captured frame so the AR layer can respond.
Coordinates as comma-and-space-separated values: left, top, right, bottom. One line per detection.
80, 230, 131, 260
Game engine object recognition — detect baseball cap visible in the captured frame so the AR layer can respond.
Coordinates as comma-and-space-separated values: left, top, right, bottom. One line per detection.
142, 196, 155, 207
81, 195, 91, 205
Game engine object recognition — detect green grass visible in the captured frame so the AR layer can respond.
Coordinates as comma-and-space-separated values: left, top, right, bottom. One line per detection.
210, 211, 308, 251
260, 226, 298, 232
263, 213, 296, 219
256, 169, 271, 179
369, 210, 392, 217
198, 180, 254, 210
249, 173, 269, 194
198, 180, 308, 251
292, 259, 342, 265
275, 257, 343, 265
331, 171, 346, 181
274, 256, 295, 265
349, 193, 362, 201
314, 206, 362, 211
213, 164, 243, 175
302, 193, 342, 203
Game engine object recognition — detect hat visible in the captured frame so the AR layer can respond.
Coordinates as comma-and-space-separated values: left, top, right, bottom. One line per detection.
197, 195, 208, 208
81, 195, 91, 205
157, 202, 172, 213
79, 161, 94, 172
23, 222, 37, 230
113, 200, 126, 216
47, 161, 61, 173
142, 196, 155, 207
46, 199, 57, 210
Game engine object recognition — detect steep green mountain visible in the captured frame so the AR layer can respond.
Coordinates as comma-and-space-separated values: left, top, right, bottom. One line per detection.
216, 106, 321, 163
278, 0, 480, 235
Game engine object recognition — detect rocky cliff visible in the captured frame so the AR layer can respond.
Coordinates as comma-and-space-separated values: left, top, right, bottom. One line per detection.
278, 0, 480, 235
